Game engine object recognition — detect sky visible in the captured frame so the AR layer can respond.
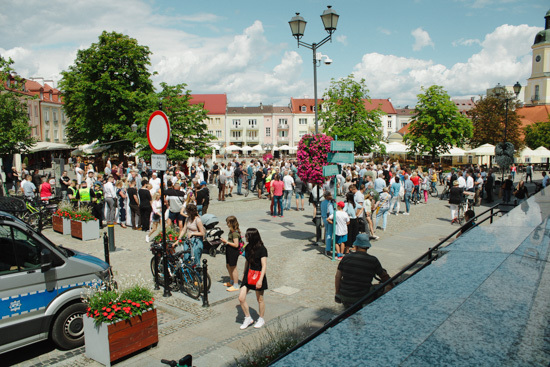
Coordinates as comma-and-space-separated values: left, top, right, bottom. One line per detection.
0, 0, 548, 108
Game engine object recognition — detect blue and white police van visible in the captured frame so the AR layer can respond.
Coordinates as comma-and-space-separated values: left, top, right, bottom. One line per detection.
0, 211, 111, 353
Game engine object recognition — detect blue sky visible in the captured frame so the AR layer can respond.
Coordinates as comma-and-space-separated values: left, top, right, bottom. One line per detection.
1, 0, 547, 107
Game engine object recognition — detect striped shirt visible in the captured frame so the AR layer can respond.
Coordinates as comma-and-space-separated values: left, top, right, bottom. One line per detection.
338, 252, 386, 299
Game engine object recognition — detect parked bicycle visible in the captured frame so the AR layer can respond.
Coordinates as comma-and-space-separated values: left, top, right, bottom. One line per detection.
456, 192, 475, 225
150, 239, 211, 299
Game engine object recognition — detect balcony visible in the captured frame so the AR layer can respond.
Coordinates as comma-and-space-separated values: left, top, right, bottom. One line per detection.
230, 136, 243, 142
277, 124, 289, 130
53, 119, 58, 125
247, 125, 259, 130
277, 136, 289, 143
247, 135, 259, 142
45, 119, 50, 125
230, 125, 243, 130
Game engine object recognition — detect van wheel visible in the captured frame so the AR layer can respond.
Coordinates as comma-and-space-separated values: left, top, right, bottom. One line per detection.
51, 303, 86, 350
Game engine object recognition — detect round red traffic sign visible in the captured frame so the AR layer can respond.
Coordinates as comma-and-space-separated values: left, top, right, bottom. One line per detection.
147, 111, 170, 154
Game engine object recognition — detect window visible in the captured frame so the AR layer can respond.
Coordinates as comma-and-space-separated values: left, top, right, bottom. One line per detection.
231, 131, 241, 138
301, 106, 307, 112
468, 155, 473, 164
232, 119, 241, 128
0, 224, 42, 274
266, 127, 271, 137
299, 118, 307, 125
216, 130, 222, 138
53, 111, 57, 122
34, 106, 38, 117
27, 107, 31, 118
248, 132, 258, 140
299, 131, 307, 138
44, 110, 49, 122
279, 118, 288, 125
387, 120, 392, 128
278, 131, 288, 138
402, 123, 408, 128
248, 119, 257, 127
458, 156, 463, 163
534, 85, 540, 101
207, 130, 214, 135
215, 118, 220, 125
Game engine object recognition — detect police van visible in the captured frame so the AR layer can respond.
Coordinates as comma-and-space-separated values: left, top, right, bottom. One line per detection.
0, 211, 111, 353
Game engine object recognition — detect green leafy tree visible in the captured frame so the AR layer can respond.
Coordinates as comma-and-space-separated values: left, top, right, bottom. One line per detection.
524, 120, 550, 149
133, 83, 214, 161
59, 31, 154, 156
468, 94, 523, 149
319, 75, 384, 154
0, 56, 36, 156
405, 85, 472, 161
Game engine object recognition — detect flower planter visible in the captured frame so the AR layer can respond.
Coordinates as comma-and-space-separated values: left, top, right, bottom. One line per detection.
84, 309, 158, 366
52, 215, 72, 235
71, 219, 100, 241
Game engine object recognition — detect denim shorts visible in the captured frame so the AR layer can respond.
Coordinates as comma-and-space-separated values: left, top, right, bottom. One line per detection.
295, 192, 304, 199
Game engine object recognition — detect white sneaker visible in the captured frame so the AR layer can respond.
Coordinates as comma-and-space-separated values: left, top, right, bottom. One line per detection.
240, 316, 254, 330
403, 212, 410, 216
145, 235, 150, 242
254, 317, 265, 329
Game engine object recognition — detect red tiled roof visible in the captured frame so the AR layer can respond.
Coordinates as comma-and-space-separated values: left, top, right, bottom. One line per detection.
25, 79, 43, 92
190, 94, 227, 115
395, 108, 415, 115
398, 123, 410, 135
517, 105, 550, 135
290, 98, 321, 114
364, 99, 396, 114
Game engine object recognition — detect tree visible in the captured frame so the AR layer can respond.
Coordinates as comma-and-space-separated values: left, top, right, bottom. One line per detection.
133, 83, 214, 161
59, 31, 154, 156
524, 120, 550, 149
319, 75, 384, 154
0, 56, 36, 156
405, 85, 472, 161
468, 94, 523, 149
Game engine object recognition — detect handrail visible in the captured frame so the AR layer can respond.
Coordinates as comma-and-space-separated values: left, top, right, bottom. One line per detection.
269, 203, 502, 366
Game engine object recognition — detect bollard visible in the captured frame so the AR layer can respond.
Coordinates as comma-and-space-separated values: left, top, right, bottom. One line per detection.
153, 247, 160, 290
315, 200, 322, 244
103, 232, 110, 265
107, 224, 116, 252
202, 259, 209, 307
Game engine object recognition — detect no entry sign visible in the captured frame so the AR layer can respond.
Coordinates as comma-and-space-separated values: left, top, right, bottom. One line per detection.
147, 111, 171, 154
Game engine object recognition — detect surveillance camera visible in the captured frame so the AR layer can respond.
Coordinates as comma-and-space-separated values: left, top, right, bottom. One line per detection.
324, 58, 333, 65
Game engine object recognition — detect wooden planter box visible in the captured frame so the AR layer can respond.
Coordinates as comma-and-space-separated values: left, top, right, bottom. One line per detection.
71, 219, 100, 241
84, 309, 158, 366
52, 215, 71, 235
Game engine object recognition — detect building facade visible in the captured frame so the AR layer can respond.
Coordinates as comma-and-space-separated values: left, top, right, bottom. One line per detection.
524, 9, 550, 106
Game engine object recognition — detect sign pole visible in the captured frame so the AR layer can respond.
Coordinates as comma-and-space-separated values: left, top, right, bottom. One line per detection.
160, 171, 170, 297
332, 136, 337, 261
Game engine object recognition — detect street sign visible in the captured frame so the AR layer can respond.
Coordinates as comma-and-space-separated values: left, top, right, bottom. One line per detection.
328, 152, 355, 164
147, 111, 171, 154
323, 165, 340, 177
331, 141, 354, 152
151, 154, 167, 171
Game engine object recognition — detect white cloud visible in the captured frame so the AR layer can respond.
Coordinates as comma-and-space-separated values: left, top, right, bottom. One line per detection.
411, 27, 435, 51
353, 24, 541, 106
378, 27, 393, 35
452, 38, 482, 47
336, 35, 348, 46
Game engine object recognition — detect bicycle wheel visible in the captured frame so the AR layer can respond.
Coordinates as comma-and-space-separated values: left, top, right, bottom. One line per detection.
22, 212, 40, 228
197, 271, 212, 293
182, 268, 201, 299
150, 256, 177, 290
457, 205, 465, 225
430, 187, 438, 197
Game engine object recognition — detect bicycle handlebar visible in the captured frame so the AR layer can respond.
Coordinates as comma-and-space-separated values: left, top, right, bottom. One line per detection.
160, 359, 177, 367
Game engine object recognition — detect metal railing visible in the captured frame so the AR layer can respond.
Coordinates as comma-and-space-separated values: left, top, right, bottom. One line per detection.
269, 203, 503, 365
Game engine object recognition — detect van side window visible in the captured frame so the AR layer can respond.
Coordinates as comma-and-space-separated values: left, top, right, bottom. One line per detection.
0, 225, 41, 274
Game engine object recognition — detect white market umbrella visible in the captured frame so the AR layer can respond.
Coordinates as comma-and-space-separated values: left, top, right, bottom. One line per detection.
278, 144, 292, 150
208, 144, 221, 150
466, 143, 495, 155
241, 146, 253, 152
251, 144, 264, 152
531, 146, 550, 157
441, 147, 466, 157
272, 146, 279, 151
385, 141, 409, 154
226, 145, 242, 152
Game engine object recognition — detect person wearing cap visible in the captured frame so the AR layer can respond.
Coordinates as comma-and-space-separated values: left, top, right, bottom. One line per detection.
327, 201, 350, 259
335, 233, 391, 308
449, 180, 464, 223
195, 181, 210, 215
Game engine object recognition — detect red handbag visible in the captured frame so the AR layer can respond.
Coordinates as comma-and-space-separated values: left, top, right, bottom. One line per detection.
247, 269, 261, 286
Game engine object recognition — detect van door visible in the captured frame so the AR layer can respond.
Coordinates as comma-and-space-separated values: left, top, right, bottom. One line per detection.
0, 223, 57, 347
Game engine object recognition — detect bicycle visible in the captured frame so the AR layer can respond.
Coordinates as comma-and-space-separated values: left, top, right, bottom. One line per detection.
456, 192, 475, 225
161, 355, 192, 367
428, 182, 438, 197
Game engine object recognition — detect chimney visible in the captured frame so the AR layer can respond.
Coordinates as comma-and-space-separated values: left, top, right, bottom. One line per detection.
260, 102, 263, 110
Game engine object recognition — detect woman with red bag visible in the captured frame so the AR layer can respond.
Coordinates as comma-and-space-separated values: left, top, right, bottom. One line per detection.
238, 228, 268, 330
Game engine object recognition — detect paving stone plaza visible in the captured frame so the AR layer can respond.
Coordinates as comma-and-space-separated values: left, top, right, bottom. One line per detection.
3, 171, 548, 366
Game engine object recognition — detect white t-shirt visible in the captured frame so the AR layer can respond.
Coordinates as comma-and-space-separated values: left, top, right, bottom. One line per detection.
329, 210, 350, 236
457, 176, 466, 188
150, 177, 161, 194
283, 175, 294, 190
465, 176, 474, 190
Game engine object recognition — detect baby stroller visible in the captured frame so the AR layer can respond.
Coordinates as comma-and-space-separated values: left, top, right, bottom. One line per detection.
201, 214, 225, 257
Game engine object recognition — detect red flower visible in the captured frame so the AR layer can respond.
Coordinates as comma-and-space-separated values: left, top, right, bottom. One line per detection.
103, 312, 108, 316
107, 314, 113, 320
106, 308, 111, 312
135, 303, 141, 307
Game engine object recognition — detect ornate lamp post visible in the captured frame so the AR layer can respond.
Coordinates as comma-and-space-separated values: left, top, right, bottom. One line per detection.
289, 6, 339, 135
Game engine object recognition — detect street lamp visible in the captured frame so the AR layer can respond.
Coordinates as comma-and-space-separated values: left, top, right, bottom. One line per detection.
494, 82, 522, 181
289, 6, 339, 135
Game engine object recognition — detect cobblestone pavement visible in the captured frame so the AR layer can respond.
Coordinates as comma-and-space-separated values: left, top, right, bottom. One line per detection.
4, 173, 544, 366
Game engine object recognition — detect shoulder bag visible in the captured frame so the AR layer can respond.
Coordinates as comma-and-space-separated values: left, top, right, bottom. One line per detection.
247, 268, 261, 286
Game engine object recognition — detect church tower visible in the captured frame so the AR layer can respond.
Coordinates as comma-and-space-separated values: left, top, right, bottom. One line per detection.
525, 9, 550, 106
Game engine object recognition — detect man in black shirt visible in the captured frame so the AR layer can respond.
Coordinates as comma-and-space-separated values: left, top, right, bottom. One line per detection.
255, 166, 265, 198
59, 171, 71, 201
32, 169, 42, 189
196, 181, 210, 215
127, 180, 140, 230
335, 233, 390, 308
